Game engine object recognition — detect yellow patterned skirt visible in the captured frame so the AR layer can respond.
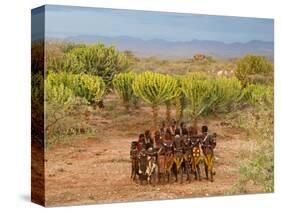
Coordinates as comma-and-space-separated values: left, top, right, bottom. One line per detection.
174, 154, 184, 170
203, 154, 214, 171
191, 147, 201, 171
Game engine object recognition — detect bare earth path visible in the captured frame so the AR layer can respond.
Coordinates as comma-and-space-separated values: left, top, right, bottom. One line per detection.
44, 118, 262, 206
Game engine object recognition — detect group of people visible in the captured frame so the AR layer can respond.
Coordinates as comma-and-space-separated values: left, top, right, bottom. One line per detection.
130, 120, 217, 184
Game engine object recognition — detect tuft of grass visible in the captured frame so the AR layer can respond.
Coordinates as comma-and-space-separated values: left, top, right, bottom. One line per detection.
88, 193, 95, 200
57, 168, 65, 173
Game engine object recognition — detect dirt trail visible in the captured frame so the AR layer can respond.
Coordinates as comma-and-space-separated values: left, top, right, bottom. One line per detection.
44, 118, 262, 206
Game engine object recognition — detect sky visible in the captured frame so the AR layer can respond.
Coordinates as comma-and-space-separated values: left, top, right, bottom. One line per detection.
32, 5, 274, 43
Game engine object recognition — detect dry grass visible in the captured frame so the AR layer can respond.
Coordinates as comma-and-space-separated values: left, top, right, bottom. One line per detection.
131, 57, 236, 77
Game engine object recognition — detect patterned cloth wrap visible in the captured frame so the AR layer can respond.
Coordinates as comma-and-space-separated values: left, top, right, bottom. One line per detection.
204, 154, 214, 171
138, 150, 148, 175
201, 134, 216, 171
165, 154, 174, 172
174, 151, 184, 170
191, 147, 201, 171
146, 156, 157, 177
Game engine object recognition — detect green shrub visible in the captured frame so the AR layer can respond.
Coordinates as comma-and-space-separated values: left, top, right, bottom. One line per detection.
243, 83, 273, 106
46, 97, 95, 148
67, 44, 130, 87
46, 53, 84, 74
182, 73, 243, 122
211, 77, 242, 113
113, 72, 137, 109
45, 71, 104, 147
74, 74, 106, 104
46, 72, 105, 105
45, 82, 74, 105
235, 55, 273, 86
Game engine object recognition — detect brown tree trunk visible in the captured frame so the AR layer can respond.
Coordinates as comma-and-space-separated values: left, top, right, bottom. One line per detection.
123, 100, 130, 111
97, 100, 104, 109
166, 101, 171, 123
152, 105, 158, 130
192, 118, 199, 135
175, 97, 183, 122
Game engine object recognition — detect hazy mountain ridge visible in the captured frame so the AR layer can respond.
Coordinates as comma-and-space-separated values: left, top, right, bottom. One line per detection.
64, 35, 274, 59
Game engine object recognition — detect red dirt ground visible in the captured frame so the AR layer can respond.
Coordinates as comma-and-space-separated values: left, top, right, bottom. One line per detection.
38, 94, 263, 206
44, 121, 262, 206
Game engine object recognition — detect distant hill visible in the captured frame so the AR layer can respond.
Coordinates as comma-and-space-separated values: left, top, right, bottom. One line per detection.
64, 35, 274, 59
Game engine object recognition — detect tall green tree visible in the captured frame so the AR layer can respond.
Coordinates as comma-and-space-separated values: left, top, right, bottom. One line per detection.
181, 73, 214, 125
133, 71, 179, 128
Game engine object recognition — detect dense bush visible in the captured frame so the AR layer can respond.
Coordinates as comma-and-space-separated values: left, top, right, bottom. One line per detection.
75, 74, 106, 104
46, 43, 130, 89
182, 73, 243, 122
133, 71, 179, 128
45, 81, 74, 105
46, 42, 87, 73
66, 44, 130, 87
45, 96, 94, 148
46, 72, 105, 105
235, 55, 273, 86
211, 77, 242, 113
242, 83, 274, 106
47, 52, 84, 74
113, 72, 138, 109
45, 72, 105, 147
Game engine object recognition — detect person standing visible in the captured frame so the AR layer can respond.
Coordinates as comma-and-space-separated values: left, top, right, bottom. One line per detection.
200, 125, 217, 182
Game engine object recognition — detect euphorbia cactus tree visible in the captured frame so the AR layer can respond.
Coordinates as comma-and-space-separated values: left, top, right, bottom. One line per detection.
133, 71, 179, 129
181, 73, 214, 126
113, 72, 137, 110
